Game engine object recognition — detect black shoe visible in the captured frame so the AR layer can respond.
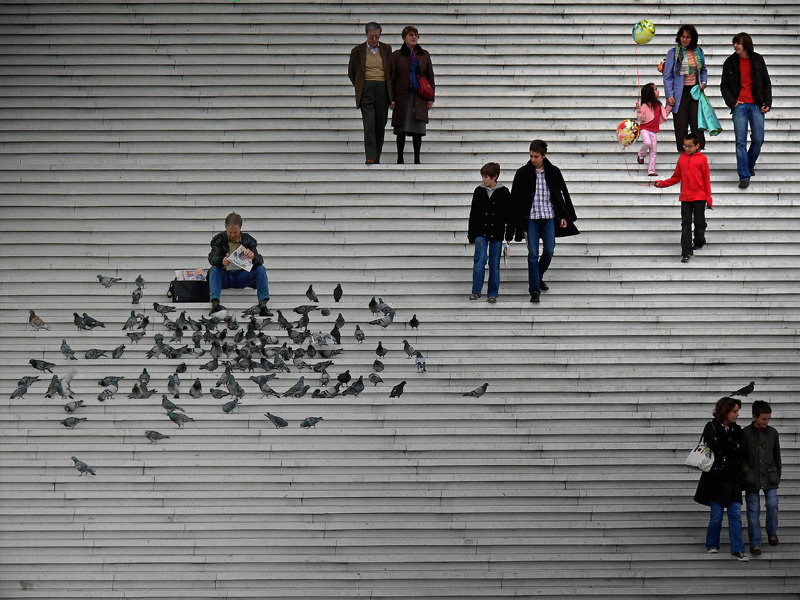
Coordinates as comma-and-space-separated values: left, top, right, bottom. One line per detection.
768, 534, 779, 546
749, 168, 755, 177
681, 254, 692, 263
530, 295, 540, 304
397, 156, 404, 164
750, 545, 761, 556
539, 281, 549, 292
738, 180, 750, 189
469, 293, 480, 300
259, 306, 273, 317
692, 242, 705, 251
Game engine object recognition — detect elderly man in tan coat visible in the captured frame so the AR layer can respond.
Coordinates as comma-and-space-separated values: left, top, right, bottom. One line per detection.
348, 22, 394, 164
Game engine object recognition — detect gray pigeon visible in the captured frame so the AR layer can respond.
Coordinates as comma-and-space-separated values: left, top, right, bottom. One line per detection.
320, 370, 330, 386
45, 375, 73, 399
139, 368, 150, 385
265, 412, 289, 428
463, 382, 489, 397
369, 313, 394, 329
137, 316, 150, 330
306, 284, 319, 302
64, 400, 85, 413
97, 389, 115, 402
293, 305, 319, 315
408, 314, 419, 330
368, 296, 379, 315
82, 313, 105, 329
200, 357, 219, 372
189, 378, 203, 399
153, 302, 176, 315
300, 417, 323, 428
283, 376, 306, 397
377, 298, 395, 315
135, 274, 146, 289
61, 417, 87, 428
111, 344, 126, 359
168, 411, 194, 427
390, 381, 406, 398
333, 284, 343, 302
375, 341, 388, 358
161, 395, 184, 413
415, 351, 426, 373
313, 360, 334, 373
210, 388, 230, 400
175, 362, 187, 374
29, 359, 55, 373
730, 381, 755, 397
60, 339, 78, 360
10, 383, 27, 399
126, 330, 146, 343
139, 382, 157, 399
72, 456, 96, 476
18, 375, 39, 387
85, 349, 107, 359
98, 375, 123, 387
258, 381, 280, 398
145, 430, 169, 444
97, 274, 122, 288
403, 339, 415, 359
73, 312, 88, 330
337, 370, 351, 384
28, 310, 50, 330
222, 398, 241, 413
354, 325, 365, 343
292, 385, 311, 399
167, 373, 181, 398
368, 373, 384, 387
330, 325, 341, 345
372, 359, 384, 373
334, 313, 346, 329
131, 288, 143, 304
342, 375, 364, 397
318, 383, 342, 398
320, 307, 331, 317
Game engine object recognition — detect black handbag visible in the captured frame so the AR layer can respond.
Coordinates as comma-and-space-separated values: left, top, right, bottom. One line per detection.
167, 279, 210, 303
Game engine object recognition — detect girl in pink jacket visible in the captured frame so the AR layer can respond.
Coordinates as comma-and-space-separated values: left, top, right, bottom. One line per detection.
636, 83, 671, 176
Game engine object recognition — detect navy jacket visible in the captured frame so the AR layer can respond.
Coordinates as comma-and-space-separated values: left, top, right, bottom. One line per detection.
208, 232, 264, 269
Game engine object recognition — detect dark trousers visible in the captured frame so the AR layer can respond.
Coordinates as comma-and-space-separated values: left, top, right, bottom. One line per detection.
681, 200, 707, 255
360, 80, 389, 162
673, 85, 705, 153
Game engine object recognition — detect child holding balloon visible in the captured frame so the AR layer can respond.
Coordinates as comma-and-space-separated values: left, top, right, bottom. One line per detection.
636, 83, 671, 176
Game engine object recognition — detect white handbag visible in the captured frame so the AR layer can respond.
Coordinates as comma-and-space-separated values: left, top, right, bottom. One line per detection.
685, 431, 715, 472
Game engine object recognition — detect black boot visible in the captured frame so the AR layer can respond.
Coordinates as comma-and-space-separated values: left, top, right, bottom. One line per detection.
396, 134, 405, 164
412, 135, 422, 164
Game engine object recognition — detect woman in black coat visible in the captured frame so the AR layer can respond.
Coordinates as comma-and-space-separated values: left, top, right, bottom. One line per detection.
694, 396, 749, 560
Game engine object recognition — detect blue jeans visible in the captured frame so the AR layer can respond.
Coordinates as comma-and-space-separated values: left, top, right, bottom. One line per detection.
707, 501, 744, 554
526, 218, 555, 296
745, 488, 778, 547
209, 265, 269, 302
732, 103, 765, 181
472, 237, 502, 297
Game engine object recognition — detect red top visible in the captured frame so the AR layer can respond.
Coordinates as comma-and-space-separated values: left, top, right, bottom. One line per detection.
738, 56, 754, 104
641, 117, 660, 132
656, 151, 713, 207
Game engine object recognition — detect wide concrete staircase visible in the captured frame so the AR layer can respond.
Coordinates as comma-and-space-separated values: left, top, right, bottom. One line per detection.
1, 1, 798, 598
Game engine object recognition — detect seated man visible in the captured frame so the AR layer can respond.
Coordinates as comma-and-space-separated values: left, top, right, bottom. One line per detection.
208, 212, 272, 316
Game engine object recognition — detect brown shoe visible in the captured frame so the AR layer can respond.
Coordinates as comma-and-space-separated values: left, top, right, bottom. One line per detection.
750, 545, 761, 555
768, 534, 779, 546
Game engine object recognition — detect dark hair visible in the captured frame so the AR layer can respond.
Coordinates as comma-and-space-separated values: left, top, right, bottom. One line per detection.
675, 24, 699, 50
732, 32, 754, 56
480, 162, 500, 179
751, 400, 772, 417
640, 83, 662, 110
225, 212, 243, 227
713, 396, 742, 421
401, 25, 419, 39
529, 140, 548, 155
684, 132, 700, 145
365, 22, 382, 35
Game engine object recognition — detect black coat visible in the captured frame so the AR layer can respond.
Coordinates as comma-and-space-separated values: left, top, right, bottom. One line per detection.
693, 419, 747, 507
208, 232, 264, 269
720, 51, 772, 110
391, 44, 434, 127
467, 185, 512, 243
509, 158, 578, 242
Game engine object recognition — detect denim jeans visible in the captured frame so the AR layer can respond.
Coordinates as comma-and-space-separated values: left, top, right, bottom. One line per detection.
745, 488, 778, 546
472, 236, 502, 298
209, 265, 269, 302
732, 103, 765, 181
526, 218, 555, 296
707, 501, 744, 553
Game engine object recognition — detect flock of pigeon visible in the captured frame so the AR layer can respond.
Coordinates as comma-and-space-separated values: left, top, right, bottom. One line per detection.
15, 277, 491, 476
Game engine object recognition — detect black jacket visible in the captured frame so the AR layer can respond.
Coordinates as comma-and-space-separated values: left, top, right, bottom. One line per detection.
720, 51, 772, 110
509, 158, 578, 242
467, 185, 512, 243
693, 419, 747, 506
208, 232, 264, 269
741, 423, 781, 491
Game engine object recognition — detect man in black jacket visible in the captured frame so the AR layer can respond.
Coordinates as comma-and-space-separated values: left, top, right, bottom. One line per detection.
720, 32, 772, 189
510, 140, 578, 303
208, 212, 271, 316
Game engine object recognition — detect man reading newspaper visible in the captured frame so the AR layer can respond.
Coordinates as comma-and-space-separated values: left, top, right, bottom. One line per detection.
208, 212, 272, 316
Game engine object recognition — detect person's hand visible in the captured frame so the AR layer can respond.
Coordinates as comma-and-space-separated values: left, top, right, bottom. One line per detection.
667, 97, 675, 107
243, 248, 255, 261
761, 105, 770, 113
734, 101, 742, 107
222, 253, 231, 266
559, 219, 567, 228
390, 102, 395, 110
653, 181, 663, 188
699, 82, 706, 91
427, 101, 433, 109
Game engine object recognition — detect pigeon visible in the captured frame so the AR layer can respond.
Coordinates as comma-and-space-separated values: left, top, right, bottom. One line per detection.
167, 373, 181, 398
377, 298, 395, 315
72, 456, 96, 476
368, 373, 383, 386
28, 310, 49, 330
200, 357, 219, 372
375, 341, 388, 358
222, 398, 241, 413
82, 313, 105, 329
161, 395, 184, 412
168, 411, 194, 427
318, 382, 342, 398
354, 325, 365, 343
64, 400, 85, 413
189, 378, 203, 399
312, 331, 332, 346
408, 314, 419, 330
227, 379, 245, 399
463, 382, 489, 397
415, 351, 426, 373
291, 385, 310, 398
145, 430, 169, 444
111, 344, 126, 359
368, 296, 379, 315
29, 359, 55, 373
85, 349, 107, 359
43, 375, 59, 398
300, 417, 323, 428
137, 316, 150, 330
334, 313, 346, 329
174, 311, 188, 331
403, 339, 416, 359
282, 377, 306, 397
306, 284, 319, 302
97, 388, 115, 402
341, 375, 364, 397
390, 381, 406, 398
131, 288, 143, 304
126, 330, 146, 343
333, 284, 343, 303
60, 339, 78, 360
265, 413, 289, 428
10, 383, 27, 399
98, 375, 123, 387
277, 310, 291, 330
320, 307, 331, 317
372, 359, 384, 373
293, 358, 312, 371
216, 366, 233, 388
320, 370, 330, 386
730, 381, 755, 397
330, 325, 341, 345
135, 274, 146, 289
153, 302, 176, 315
97, 274, 122, 288
295, 313, 310, 331
169, 328, 183, 344
250, 374, 277, 385
122, 311, 140, 330
175, 362, 187, 374
337, 370, 351, 384
61, 417, 87, 428
313, 360, 334, 373
369, 313, 394, 329
18, 375, 39, 387
293, 305, 319, 315
210, 388, 230, 399
45, 375, 73, 399
318, 349, 343, 359
73, 312, 88, 330
257, 381, 280, 398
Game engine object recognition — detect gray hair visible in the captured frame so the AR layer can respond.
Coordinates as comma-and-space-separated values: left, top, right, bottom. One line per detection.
365, 22, 382, 34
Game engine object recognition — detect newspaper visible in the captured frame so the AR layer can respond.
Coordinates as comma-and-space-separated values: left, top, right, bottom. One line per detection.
174, 268, 207, 281
503, 241, 510, 266
227, 245, 253, 272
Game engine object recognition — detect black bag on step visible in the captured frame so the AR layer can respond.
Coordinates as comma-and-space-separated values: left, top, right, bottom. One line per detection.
167, 279, 210, 303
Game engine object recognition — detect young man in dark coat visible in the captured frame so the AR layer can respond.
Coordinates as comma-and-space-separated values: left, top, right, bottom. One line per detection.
208, 212, 271, 316
509, 140, 578, 304
720, 32, 772, 188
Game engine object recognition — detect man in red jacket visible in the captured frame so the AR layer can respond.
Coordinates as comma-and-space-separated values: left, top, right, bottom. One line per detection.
654, 133, 713, 263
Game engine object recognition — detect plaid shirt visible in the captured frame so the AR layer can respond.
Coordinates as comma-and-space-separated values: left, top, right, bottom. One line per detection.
529, 168, 554, 219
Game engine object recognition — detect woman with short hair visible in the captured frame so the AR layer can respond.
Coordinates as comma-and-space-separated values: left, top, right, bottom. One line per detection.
663, 25, 708, 153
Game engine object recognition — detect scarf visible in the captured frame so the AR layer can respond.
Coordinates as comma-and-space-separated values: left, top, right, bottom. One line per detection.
405, 45, 419, 90
674, 45, 703, 78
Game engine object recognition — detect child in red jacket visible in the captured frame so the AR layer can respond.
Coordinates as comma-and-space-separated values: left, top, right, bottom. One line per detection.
655, 133, 713, 263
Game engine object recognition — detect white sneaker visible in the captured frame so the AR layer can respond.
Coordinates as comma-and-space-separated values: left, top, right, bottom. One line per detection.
707, 548, 719, 554
732, 551, 750, 561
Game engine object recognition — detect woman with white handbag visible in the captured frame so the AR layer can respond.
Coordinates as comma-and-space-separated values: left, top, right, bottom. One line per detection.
693, 397, 749, 561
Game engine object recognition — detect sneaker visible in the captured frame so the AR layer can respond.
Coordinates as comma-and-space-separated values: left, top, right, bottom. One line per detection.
530, 294, 540, 304
750, 546, 761, 556
539, 281, 549, 292
707, 548, 719, 554
768, 534, 779, 546
487, 297, 497, 304
738, 180, 750, 189
681, 254, 692, 263
209, 303, 227, 316
637, 156, 644, 165
469, 293, 480, 301
732, 551, 750, 562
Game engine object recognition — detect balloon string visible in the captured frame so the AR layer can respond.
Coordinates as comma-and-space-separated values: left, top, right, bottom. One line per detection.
622, 146, 653, 188
635, 45, 640, 92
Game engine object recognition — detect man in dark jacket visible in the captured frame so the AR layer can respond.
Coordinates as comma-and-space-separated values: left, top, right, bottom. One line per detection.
741, 400, 781, 555
509, 140, 578, 303
348, 22, 394, 165
208, 212, 271, 316
720, 32, 772, 189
